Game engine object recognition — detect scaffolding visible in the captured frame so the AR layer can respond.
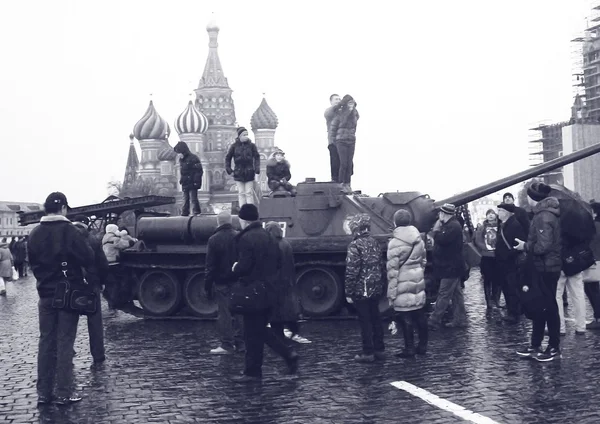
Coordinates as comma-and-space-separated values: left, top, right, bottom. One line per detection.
582, 2, 600, 119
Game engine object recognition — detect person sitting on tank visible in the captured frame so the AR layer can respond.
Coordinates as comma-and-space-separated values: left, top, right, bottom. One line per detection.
174, 141, 203, 216
329, 94, 359, 194
102, 224, 135, 264
225, 127, 261, 207
266, 149, 295, 196
118, 227, 138, 245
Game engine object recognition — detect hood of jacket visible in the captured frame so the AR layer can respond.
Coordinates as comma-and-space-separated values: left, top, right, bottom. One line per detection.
265, 221, 283, 239
174, 141, 191, 155
266, 156, 290, 168
533, 197, 560, 217
392, 226, 422, 246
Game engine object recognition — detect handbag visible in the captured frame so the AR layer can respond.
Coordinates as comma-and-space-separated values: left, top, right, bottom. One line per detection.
11, 267, 18, 281
562, 245, 595, 277
51, 225, 97, 315
500, 226, 527, 267
229, 280, 269, 314
582, 261, 600, 283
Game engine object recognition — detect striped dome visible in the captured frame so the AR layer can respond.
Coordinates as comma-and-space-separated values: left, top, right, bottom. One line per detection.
250, 98, 278, 131
133, 101, 170, 140
175, 101, 208, 135
157, 142, 177, 161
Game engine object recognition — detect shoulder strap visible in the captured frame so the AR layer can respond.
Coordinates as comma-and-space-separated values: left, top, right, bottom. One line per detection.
500, 225, 512, 251
59, 223, 71, 275
397, 243, 416, 270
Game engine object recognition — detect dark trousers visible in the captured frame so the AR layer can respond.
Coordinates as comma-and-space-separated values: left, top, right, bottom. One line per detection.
328, 144, 340, 182
429, 277, 467, 325
531, 270, 561, 349
87, 292, 105, 362
182, 189, 200, 216
394, 308, 428, 351
15, 262, 24, 278
354, 298, 384, 355
215, 286, 244, 351
268, 180, 293, 192
336, 142, 355, 185
242, 311, 292, 378
480, 257, 502, 307
498, 262, 521, 318
37, 297, 79, 398
585, 282, 600, 319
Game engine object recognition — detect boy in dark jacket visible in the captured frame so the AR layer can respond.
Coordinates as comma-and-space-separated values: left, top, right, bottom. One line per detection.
174, 141, 203, 216
266, 149, 294, 195
515, 182, 562, 362
225, 127, 261, 206
345, 213, 385, 362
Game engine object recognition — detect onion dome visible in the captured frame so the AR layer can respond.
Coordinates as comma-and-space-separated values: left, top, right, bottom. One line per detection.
206, 16, 219, 31
250, 98, 279, 131
157, 142, 177, 161
133, 100, 171, 140
175, 101, 208, 135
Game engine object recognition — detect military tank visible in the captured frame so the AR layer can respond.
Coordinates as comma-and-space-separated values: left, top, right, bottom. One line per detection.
110, 142, 600, 318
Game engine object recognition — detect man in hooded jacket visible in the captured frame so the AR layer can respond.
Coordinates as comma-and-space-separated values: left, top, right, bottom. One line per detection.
174, 141, 203, 216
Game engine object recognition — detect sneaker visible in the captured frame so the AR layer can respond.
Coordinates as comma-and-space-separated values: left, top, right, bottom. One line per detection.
37, 395, 52, 405
354, 354, 375, 363
395, 350, 416, 358
54, 395, 82, 406
535, 347, 561, 362
291, 334, 312, 344
210, 347, 234, 355
575, 330, 585, 336
586, 319, 600, 330
502, 315, 519, 324
516, 345, 543, 358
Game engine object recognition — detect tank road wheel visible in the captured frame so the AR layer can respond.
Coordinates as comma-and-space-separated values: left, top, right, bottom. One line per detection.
183, 272, 218, 318
137, 270, 182, 316
296, 266, 343, 317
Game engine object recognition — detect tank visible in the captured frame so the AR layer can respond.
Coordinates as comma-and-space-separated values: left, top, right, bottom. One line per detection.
114, 142, 600, 318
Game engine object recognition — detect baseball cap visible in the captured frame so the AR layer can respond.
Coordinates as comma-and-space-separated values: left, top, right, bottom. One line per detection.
72, 214, 90, 225
43, 192, 69, 210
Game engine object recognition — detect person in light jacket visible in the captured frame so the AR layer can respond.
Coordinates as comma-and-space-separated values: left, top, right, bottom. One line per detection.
387, 209, 428, 357
102, 224, 135, 263
0, 240, 13, 295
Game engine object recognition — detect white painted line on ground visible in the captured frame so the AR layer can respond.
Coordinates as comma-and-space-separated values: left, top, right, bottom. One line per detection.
390, 381, 501, 424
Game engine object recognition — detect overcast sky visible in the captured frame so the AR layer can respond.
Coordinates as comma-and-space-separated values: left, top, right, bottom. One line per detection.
0, 0, 592, 206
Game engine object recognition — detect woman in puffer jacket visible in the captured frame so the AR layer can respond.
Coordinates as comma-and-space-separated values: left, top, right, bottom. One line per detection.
102, 224, 135, 263
387, 209, 428, 358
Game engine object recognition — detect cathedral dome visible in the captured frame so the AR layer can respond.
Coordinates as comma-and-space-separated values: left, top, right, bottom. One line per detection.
250, 98, 279, 131
157, 142, 177, 161
206, 17, 219, 31
133, 100, 171, 140
175, 101, 208, 135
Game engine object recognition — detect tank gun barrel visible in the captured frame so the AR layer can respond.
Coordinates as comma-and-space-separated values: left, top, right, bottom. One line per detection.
435, 141, 600, 208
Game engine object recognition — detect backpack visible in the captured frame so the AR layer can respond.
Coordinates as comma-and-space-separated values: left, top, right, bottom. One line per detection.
559, 199, 597, 276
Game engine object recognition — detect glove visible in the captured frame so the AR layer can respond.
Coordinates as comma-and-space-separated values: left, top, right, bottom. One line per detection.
346, 297, 353, 304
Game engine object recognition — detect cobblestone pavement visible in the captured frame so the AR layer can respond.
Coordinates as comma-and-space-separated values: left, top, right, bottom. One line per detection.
2, 269, 600, 423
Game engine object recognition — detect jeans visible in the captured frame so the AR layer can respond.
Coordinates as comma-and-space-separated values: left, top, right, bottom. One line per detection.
242, 310, 293, 377
328, 144, 340, 182
480, 257, 502, 307
235, 181, 255, 206
336, 142, 355, 185
87, 291, 105, 362
585, 281, 600, 319
556, 271, 586, 332
531, 270, 561, 349
215, 285, 244, 351
268, 180, 293, 193
15, 262, 25, 278
429, 277, 467, 325
498, 261, 521, 318
394, 308, 428, 351
353, 298, 385, 355
182, 189, 200, 216
37, 297, 79, 398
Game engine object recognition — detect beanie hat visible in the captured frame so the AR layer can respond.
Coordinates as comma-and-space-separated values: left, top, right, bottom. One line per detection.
485, 209, 497, 216
393, 209, 412, 227
439, 203, 456, 215
348, 213, 371, 234
73, 215, 90, 226
503, 192, 514, 201
527, 182, 552, 202
238, 203, 259, 222
497, 203, 516, 213
236, 127, 248, 137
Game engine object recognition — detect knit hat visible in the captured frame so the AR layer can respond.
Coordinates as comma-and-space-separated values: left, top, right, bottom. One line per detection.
527, 182, 552, 202
439, 203, 456, 215
503, 192, 514, 201
485, 209, 496, 217
348, 213, 371, 234
393, 209, 412, 227
236, 127, 248, 137
238, 204, 259, 222
497, 203, 516, 213
73, 215, 90, 226
274, 148, 285, 156
44, 192, 69, 210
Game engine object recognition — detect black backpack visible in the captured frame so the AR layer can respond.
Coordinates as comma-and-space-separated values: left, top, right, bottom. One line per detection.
559, 199, 596, 276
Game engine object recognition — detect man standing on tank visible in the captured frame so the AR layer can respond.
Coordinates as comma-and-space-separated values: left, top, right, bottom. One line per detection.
205, 211, 245, 355
325, 94, 341, 182
174, 141, 203, 216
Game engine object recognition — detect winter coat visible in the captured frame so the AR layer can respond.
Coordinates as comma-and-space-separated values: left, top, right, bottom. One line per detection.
474, 220, 498, 258
28, 216, 95, 298
386, 226, 427, 312
12, 239, 27, 264
225, 139, 261, 183
324, 105, 338, 145
345, 231, 385, 300
330, 108, 360, 145
495, 215, 527, 268
266, 156, 291, 183
177, 144, 203, 191
102, 231, 133, 263
432, 216, 465, 279
526, 196, 562, 272
74, 223, 109, 288
205, 223, 239, 290
513, 206, 531, 235
0, 243, 13, 278
590, 221, 600, 260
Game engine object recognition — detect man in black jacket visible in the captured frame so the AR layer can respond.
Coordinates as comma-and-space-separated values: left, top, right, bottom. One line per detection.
174, 141, 203, 216
231, 204, 298, 383
503, 192, 530, 234
73, 215, 109, 366
205, 211, 244, 354
28, 192, 94, 406
496, 203, 527, 323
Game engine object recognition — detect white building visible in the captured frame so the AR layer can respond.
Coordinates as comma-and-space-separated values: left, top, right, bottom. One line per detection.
0, 201, 41, 239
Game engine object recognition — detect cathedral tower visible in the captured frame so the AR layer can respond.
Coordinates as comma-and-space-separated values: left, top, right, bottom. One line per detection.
133, 100, 171, 180
250, 97, 279, 191
123, 133, 140, 190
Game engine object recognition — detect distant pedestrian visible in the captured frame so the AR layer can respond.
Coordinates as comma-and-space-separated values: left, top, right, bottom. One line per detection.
345, 213, 385, 362
12, 237, 27, 279
225, 127, 261, 207
28, 192, 94, 405
324, 93, 341, 182
387, 209, 428, 357
174, 141, 204, 216
205, 211, 244, 355
329, 95, 359, 193
0, 240, 13, 295
22, 236, 29, 277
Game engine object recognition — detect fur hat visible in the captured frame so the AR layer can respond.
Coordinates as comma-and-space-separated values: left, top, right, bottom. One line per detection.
238, 204, 259, 222
393, 209, 412, 227
527, 182, 552, 202
439, 203, 456, 215
348, 213, 371, 234
236, 127, 248, 137
497, 203, 516, 213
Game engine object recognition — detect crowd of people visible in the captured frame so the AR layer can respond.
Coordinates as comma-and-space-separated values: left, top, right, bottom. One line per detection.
0, 235, 29, 295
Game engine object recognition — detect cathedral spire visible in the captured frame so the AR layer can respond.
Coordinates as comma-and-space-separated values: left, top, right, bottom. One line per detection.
123, 134, 140, 189
198, 16, 229, 89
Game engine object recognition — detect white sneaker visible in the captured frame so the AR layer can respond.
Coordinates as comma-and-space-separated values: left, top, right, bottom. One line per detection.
291, 334, 312, 344
210, 347, 234, 355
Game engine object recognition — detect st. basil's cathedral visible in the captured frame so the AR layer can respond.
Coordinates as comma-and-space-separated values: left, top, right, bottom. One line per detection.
121, 19, 280, 213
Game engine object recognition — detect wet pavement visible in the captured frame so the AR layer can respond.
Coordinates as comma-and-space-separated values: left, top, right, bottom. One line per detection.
2, 270, 600, 423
